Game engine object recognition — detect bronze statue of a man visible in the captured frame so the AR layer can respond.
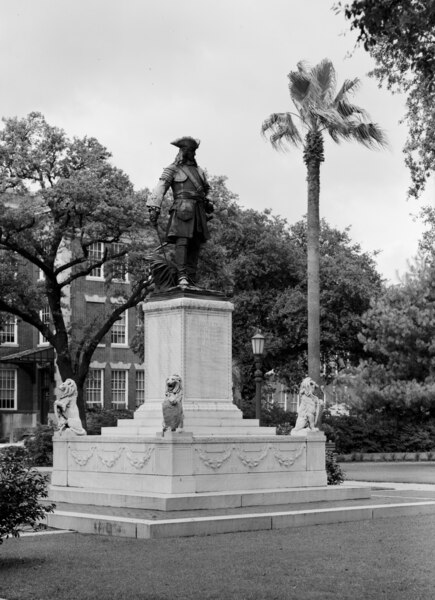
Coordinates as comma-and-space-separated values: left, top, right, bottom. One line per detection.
147, 137, 214, 287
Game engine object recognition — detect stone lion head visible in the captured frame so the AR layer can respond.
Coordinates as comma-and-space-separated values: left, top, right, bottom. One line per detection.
165, 374, 182, 396
59, 378, 78, 400
300, 377, 317, 396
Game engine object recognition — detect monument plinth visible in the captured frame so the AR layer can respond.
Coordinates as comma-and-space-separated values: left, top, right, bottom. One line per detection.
103, 291, 273, 437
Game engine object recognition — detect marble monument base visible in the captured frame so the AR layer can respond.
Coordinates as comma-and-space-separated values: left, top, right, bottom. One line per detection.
51, 290, 327, 511
51, 430, 326, 500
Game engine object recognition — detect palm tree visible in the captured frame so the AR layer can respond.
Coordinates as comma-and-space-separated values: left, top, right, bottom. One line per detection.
262, 58, 387, 384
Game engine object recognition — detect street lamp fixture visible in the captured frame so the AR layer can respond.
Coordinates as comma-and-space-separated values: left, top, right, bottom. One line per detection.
251, 330, 265, 421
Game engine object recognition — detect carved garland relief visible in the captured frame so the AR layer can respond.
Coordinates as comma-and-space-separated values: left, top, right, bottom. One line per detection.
69, 446, 96, 466
68, 444, 155, 469
194, 447, 232, 470
68, 443, 306, 472
194, 443, 306, 471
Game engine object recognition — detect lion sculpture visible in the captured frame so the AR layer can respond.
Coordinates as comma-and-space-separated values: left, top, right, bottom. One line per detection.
54, 378, 87, 436
162, 374, 184, 435
290, 377, 324, 436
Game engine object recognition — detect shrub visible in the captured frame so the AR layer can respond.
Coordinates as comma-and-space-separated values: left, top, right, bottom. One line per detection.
323, 414, 367, 454
24, 423, 56, 466
86, 406, 134, 435
261, 405, 296, 427
326, 450, 345, 485
0, 446, 55, 544
276, 422, 294, 435
322, 409, 435, 454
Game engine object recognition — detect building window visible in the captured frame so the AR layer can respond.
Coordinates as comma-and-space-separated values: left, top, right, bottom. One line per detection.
87, 242, 104, 279
0, 369, 17, 410
85, 369, 104, 406
287, 393, 299, 413
38, 306, 51, 346
135, 370, 145, 407
110, 243, 129, 282
0, 315, 17, 345
111, 370, 127, 408
111, 311, 127, 346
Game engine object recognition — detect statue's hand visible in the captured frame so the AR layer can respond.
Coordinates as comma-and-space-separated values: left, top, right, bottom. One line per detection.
148, 206, 161, 226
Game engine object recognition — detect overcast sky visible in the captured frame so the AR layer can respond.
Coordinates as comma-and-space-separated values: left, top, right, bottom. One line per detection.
0, 0, 431, 282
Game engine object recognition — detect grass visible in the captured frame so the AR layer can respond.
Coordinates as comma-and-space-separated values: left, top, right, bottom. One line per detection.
1, 515, 435, 600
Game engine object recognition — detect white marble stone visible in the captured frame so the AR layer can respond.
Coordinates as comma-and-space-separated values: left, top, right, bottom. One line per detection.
51, 432, 326, 494
49, 484, 370, 512
52, 292, 327, 507
143, 296, 233, 407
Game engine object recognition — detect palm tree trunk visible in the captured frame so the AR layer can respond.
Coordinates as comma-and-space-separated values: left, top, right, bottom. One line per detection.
304, 131, 323, 384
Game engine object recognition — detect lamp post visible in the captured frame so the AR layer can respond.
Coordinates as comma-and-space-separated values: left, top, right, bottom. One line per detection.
251, 331, 265, 422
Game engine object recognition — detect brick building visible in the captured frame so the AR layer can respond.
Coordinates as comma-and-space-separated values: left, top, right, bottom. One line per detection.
0, 243, 144, 440
266, 380, 299, 413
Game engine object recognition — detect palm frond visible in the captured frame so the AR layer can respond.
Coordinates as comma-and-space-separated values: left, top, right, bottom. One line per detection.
264, 59, 388, 154
310, 58, 336, 104
334, 78, 361, 103
288, 69, 311, 104
289, 59, 338, 120
261, 112, 302, 150
296, 60, 311, 74
349, 123, 388, 149
336, 99, 369, 120
312, 106, 346, 130
327, 127, 341, 144
330, 122, 388, 149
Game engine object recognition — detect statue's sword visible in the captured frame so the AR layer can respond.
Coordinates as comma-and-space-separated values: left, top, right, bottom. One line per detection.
152, 221, 169, 262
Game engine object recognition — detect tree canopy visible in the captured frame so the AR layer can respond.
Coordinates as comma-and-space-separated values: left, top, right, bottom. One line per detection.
359, 181, 435, 382
337, 0, 435, 197
359, 257, 435, 383
0, 112, 154, 422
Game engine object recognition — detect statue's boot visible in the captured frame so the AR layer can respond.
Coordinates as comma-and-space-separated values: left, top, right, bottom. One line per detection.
175, 238, 201, 287
175, 239, 189, 286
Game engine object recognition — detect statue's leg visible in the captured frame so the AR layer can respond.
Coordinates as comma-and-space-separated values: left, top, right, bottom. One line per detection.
186, 238, 202, 283
174, 237, 189, 285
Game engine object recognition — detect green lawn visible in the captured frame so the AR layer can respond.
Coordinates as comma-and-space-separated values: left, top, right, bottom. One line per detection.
1, 515, 435, 600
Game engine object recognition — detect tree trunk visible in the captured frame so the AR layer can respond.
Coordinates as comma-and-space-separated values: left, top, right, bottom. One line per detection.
76, 386, 87, 428
304, 131, 323, 385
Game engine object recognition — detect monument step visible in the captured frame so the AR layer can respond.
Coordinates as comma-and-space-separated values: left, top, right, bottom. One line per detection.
49, 484, 370, 511
116, 416, 259, 428
44, 495, 435, 539
100, 425, 276, 437
135, 405, 244, 416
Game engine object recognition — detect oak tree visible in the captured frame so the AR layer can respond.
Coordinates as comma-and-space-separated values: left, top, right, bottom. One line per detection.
0, 113, 153, 425
338, 0, 435, 197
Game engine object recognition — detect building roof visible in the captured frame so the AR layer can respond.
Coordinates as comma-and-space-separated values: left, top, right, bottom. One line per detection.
0, 346, 54, 365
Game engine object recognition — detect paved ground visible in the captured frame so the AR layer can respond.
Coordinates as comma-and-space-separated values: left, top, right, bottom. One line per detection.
340, 461, 435, 484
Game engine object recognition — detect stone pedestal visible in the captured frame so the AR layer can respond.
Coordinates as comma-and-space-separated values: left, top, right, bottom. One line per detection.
102, 291, 272, 437
51, 430, 326, 493
51, 290, 327, 507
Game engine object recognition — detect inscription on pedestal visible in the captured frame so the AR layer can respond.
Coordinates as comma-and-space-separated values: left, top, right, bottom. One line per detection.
144, 296, 233, 405
145, 309, 182, 401
185, 310, 230, 399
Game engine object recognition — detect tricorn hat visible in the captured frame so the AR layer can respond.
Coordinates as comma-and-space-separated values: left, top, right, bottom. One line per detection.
171, 136, 200, 150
